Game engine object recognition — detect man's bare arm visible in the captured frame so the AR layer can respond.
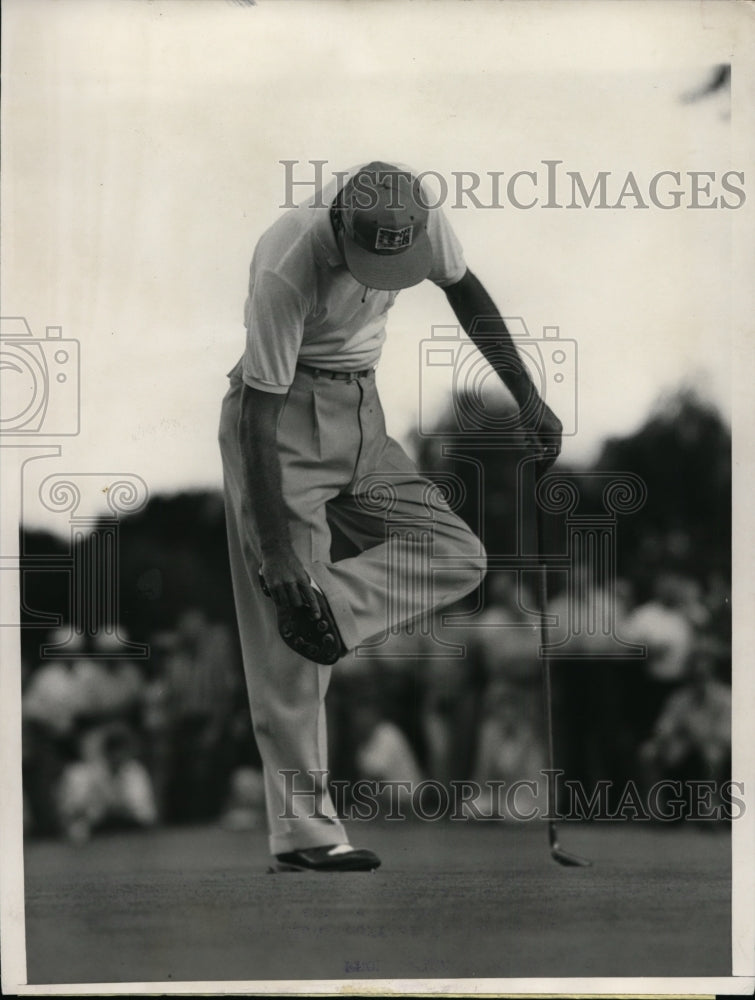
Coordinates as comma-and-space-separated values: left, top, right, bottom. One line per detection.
238, 383, 319, 612
444, 268, 563, 460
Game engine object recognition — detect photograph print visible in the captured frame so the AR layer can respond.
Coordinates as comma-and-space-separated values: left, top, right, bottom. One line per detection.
1, 0, 754, 996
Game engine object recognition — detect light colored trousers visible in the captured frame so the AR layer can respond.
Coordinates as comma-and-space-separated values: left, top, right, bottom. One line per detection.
218, 367, 486, 854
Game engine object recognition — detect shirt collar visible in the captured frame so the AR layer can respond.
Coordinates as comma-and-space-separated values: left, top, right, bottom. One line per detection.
312, 203, 344, 269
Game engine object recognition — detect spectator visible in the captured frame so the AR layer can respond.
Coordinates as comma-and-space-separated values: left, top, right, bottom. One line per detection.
417, 605, 486, 787
220, 766, 267, 832
22, 630, 85, 739
703, 571, 731, 651
349, 689, 423, 818
330, 627, 427, 787
352, 698, 424, 787
675, 577, 710, 632
22, 629, 86, 836
473, 574, 543, 783
74, 631, 145, 731
639, 634, 731, 793
623, 572, 698, 736
475, 573, 540, 686
57, 722, 157, 843
472, 679, 546, 818
157, 609, 240, 822
548, 569, 637, 805
140, 647, 173, 822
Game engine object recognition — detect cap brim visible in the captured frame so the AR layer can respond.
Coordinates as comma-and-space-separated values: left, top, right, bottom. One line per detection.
343, 231, 433, 291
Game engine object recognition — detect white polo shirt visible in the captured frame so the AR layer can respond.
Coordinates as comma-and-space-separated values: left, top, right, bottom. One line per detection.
233, 166, 467, 393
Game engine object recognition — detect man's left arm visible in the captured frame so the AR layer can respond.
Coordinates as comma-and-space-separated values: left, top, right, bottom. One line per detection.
444, 268, 563, 464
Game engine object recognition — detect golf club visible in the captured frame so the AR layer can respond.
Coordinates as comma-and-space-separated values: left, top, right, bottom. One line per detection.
534, 465, 593, 868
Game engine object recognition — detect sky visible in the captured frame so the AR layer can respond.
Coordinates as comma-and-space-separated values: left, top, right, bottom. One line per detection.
1, 0, 749, 535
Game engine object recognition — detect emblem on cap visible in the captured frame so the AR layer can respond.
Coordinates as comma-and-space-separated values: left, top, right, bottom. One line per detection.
375, 225, 413, 251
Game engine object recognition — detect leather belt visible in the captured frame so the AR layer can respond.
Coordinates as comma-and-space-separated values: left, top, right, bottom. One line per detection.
297, 362, 373, 382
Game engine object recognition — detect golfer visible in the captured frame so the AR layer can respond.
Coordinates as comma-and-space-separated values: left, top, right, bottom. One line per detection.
218, 161, 562, 872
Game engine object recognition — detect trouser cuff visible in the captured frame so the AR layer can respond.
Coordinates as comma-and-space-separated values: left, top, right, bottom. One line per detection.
269, 824, 349, 856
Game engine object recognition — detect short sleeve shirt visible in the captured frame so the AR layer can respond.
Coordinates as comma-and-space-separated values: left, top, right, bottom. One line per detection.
233, 164, 466, 393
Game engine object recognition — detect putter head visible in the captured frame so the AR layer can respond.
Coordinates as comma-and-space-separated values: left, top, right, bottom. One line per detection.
551, 845, 592, 868
548, 824, 592, 867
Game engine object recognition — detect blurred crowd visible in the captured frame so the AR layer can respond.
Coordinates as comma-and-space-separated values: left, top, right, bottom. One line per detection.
22, 609, 258, 842
328, 568, 731, 817
21, 567, 731, 842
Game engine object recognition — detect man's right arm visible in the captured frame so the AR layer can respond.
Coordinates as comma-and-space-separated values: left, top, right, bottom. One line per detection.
238, 383, 319, 612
